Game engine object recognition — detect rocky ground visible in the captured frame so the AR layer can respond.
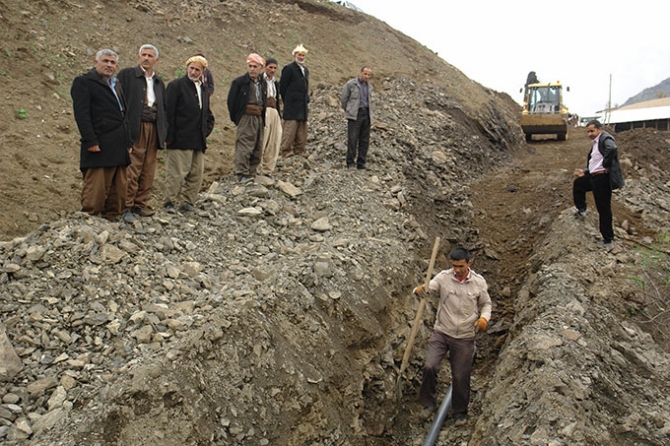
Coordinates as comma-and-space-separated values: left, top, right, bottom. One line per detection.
2, 1, 670, 445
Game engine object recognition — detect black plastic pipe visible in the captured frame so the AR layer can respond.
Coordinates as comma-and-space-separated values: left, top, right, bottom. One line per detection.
423, 345, 477, 445
423, 385, 453, 446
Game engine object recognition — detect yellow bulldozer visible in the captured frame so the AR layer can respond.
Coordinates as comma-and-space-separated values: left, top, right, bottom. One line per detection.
520, 72, 570, 141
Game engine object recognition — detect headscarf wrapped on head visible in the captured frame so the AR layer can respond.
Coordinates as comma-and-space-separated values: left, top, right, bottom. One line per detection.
292, 44, 308, 55
185, 55, 208, 69
246, 53, 265, 67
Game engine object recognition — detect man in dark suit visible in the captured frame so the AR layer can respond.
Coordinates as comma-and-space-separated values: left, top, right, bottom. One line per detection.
572, 120, 625, 247
117, 44, 167, 221
227, 53, 267, 183
164, 55, 215, 213
71, 49, 131, 222
279, 44, 310, 158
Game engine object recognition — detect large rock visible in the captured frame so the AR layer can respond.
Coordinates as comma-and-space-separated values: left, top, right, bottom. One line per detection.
0, 323, 22, 380
32, 407, 67, 435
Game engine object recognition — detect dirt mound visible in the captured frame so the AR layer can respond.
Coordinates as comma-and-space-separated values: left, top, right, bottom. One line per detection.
1, 1, 669, 445
616, 128, 670, 179
468, 128, 670, 445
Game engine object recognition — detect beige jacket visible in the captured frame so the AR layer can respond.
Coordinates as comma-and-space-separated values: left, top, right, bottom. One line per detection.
429, 268, 492, 339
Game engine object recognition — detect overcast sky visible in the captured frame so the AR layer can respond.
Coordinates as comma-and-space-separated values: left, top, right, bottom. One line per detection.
348, 0, 670, 116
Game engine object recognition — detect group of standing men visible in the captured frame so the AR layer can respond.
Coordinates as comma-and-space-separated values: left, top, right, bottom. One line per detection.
227, 45, 309, 183
72, 43, 376, 219
226, 44, 311, 183
71, 45, 214, 222
227, 44, 375, 182
227, 44, 313, 183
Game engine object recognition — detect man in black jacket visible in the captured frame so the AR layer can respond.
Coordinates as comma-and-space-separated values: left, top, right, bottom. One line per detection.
227, 53, 267, 183
117, 44, 167, 221
71, 49, 131, 222
164, 55, 215, 213
572, 120, 625, 246
279, 44, 310, 158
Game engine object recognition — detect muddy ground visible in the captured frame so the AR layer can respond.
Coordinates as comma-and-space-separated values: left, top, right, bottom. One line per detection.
1, 1, 670, 445
387, 126, 670, 445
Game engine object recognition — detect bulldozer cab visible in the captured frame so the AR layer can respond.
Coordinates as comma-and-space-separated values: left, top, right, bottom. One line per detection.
529, 85, 559, 113
525, 83, 566, 114
520, 80, 570, 141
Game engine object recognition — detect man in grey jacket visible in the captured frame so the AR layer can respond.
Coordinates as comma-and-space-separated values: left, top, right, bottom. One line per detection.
341, 66, 373, 169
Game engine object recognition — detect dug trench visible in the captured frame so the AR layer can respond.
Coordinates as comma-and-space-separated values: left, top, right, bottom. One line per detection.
367, 128, 670, 445
8, 115, 669, 446
1, 1, 670, 444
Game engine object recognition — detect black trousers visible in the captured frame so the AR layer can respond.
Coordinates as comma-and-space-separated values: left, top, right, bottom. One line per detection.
573, 173, 614, 242
346, 107, 370, 168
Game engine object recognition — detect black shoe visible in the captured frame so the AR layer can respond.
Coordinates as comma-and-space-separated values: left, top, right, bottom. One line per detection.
121, 209, 137, 223
357, 165, 367, 170
178, 203, 196, 213
164, 202, 177, 214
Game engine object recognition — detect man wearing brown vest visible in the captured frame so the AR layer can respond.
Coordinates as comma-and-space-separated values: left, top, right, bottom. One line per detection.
258, 57, 282, 176
227, 53, 268, 183
117, 44, 167, 221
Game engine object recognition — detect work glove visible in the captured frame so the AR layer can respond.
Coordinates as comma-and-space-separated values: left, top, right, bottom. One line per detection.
474, 317, 488, 332
413, 285, 428, 297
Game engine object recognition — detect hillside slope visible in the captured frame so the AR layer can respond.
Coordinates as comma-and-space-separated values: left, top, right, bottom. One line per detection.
622, 77, 670, 106
0, 0, 518, 240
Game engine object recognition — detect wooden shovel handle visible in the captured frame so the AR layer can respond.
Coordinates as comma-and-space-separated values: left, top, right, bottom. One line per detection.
398, 237, 441, 376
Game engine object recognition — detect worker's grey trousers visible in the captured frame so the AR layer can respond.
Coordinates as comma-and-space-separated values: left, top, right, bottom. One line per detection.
419, 330, 475, 418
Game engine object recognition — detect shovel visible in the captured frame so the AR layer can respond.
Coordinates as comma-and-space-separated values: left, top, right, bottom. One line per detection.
396, 236, 441, 397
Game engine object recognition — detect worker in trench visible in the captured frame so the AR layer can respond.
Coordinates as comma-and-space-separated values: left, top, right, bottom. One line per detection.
413, 247, 492, 426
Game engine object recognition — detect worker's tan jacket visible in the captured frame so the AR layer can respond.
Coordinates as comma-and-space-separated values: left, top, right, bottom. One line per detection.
429, 268, 492, 339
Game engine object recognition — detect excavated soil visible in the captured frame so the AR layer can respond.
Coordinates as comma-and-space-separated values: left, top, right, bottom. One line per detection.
1, 1, 670, 445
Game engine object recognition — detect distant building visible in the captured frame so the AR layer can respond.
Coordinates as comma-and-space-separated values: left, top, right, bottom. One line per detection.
578, 115, 604, 127
607, 97, 670, 132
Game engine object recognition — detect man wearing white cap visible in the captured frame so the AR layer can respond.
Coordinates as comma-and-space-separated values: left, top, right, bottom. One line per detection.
164, 55, 215, 213
279, 44, 310, 158
227, 53, 267, 183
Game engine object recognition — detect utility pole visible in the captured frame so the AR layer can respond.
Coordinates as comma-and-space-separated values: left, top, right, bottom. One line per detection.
606, 74, 612, 124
